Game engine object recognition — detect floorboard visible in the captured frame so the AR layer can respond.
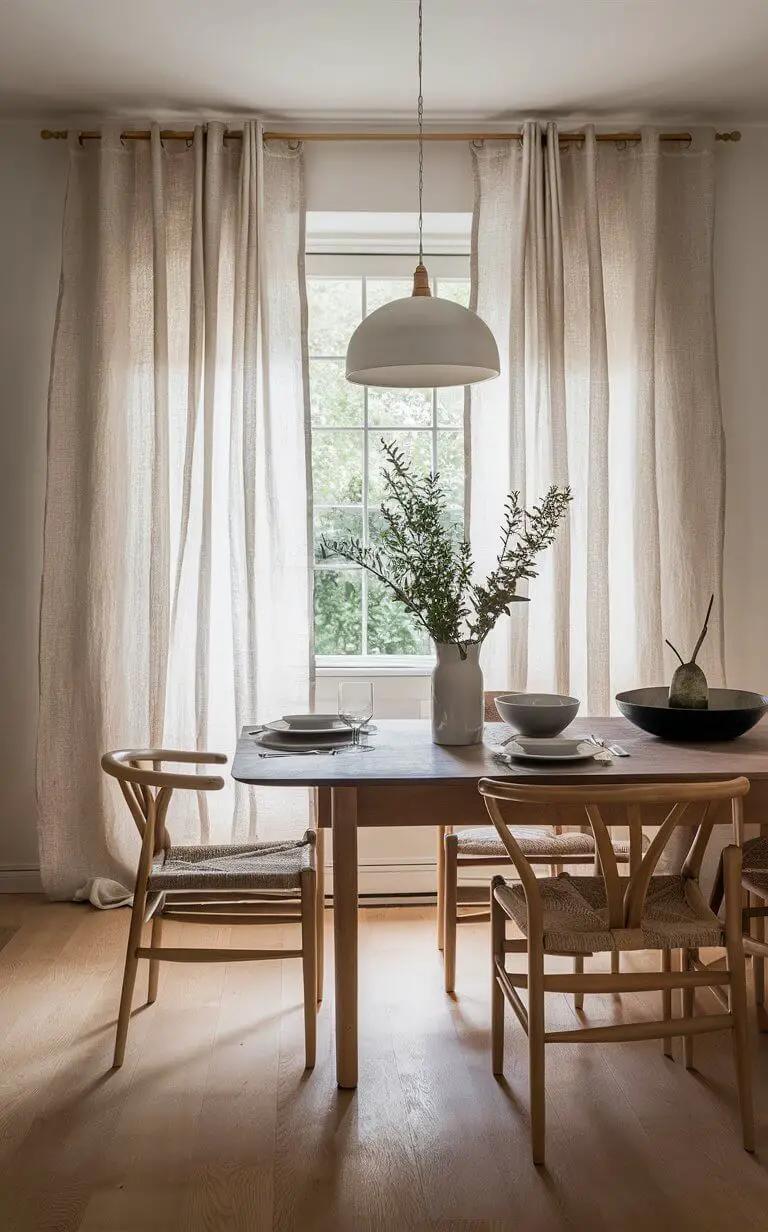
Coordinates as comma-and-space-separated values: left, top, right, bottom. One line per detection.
2, 897, 768, 1230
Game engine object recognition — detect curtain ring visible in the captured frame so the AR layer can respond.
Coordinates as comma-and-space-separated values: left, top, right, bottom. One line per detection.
471, 138, 484, 150
288, 138, 301, 151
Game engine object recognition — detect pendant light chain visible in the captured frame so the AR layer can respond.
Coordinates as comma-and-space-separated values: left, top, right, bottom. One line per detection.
344, 0, 499, 387
417, 0, 424, 267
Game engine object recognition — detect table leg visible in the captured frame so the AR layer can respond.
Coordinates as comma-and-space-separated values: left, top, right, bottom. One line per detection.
332, 786, 359, 1089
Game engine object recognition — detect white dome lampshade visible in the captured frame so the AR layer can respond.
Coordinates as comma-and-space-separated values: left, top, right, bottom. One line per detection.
346, 264, 500, 389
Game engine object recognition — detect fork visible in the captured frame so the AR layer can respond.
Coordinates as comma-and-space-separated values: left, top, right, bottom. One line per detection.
588, 733, 630, 757
258, 748, 341, 759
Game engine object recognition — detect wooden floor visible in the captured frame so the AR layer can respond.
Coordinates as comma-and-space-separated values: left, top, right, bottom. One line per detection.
3, 898, 768, 1232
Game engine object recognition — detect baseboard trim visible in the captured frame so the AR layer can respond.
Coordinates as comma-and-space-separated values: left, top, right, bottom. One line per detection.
0, 865, 43, 894
324, 857, 503, 896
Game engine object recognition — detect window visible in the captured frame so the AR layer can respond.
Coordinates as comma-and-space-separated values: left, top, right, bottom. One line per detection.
307, 251, 470, 666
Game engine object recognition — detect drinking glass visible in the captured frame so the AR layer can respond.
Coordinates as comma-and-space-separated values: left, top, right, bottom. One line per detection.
338, 681, 374, 748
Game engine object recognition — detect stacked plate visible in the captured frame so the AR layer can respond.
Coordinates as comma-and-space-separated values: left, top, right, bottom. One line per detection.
258, 714, 354, 752
498, 736, 601, 764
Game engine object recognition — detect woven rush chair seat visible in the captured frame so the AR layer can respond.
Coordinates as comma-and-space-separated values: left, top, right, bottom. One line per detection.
149, 838, 313, 892
454, 825, 647, 860
495, 872, 724, 954
741, 835, 768, 897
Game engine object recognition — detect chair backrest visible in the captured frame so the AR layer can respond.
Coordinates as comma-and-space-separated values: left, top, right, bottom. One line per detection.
478, 776, 749, 930
484, 691, 508, 723
102, 749, 227, 855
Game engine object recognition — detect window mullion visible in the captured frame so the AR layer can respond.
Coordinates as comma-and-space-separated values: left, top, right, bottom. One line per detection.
361, 274, 369, 657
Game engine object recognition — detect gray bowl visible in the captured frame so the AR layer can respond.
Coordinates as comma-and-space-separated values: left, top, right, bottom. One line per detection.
616, 687, 768, 742
494, 692, 580, 738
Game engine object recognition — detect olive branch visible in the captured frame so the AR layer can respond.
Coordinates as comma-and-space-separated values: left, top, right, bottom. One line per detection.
319, 441, 571, 658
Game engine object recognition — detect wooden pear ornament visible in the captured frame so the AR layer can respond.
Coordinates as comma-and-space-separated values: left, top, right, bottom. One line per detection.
666, 594, 714, 710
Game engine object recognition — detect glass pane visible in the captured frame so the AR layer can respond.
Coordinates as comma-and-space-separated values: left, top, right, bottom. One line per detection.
437, 385, 465, 427
312, 430, 363, 504
368, 386, 432, 429
367, 575, 430, 655
314, 507, 364, 563
368, 431, 434, 508
366, 278, 413, 314
435, 278, 471, 307
436, 430, 465, 508
444, 505, 466, 539
307, 278, 362, 356
314, 569, 362, 655
310, 359, 364, 427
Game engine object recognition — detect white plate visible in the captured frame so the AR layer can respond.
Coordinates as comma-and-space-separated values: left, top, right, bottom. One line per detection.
266, 718, 349, 737
258, 729, 352, 751
281, 713, 342, 731
500, 740, 599, 763
514, 736, 585, 755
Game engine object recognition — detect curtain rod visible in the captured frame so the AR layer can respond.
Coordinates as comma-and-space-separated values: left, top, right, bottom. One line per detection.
40, 128, 742, 145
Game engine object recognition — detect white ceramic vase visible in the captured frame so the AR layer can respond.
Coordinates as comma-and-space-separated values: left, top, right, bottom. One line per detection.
431, 642, 484, 746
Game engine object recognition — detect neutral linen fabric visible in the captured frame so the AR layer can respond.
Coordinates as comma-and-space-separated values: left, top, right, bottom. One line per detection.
38, 122, 311, 900
470, 124, 725, 714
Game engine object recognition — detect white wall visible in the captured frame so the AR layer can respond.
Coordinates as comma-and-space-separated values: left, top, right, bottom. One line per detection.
714, 129, 768, 692
0, 124, 767, 885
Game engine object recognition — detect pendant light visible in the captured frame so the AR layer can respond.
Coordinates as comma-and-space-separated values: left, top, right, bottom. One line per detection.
345, 0, 500, 389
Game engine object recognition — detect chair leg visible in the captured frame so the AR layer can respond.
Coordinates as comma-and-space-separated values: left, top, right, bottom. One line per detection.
682, 949, 695, 1069
315, 827, 325, 1005
491, 883, 505, 1076
610, 951, 620, 975
528, 934, 546, 1166
661, 948, 673, 1058
573, 955, 584, 1011
724, 846, 755, 1152
751, 894, 765, 1009
300, 867, 317, 1070
436, 826, 446, 951
147, 914, 162, 1004
444, 833, 458, 994
113, 889, 147, 1068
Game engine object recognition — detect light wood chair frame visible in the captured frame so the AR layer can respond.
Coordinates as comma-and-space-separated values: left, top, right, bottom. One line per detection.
437, 688, 643, 993
103, 749, 318, 1070
479, 775, 754, 1165
439, 816, 645, 994
711, 807, 768, 1032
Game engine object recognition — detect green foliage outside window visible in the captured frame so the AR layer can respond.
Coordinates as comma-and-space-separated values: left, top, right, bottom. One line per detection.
309, 273, 471, 658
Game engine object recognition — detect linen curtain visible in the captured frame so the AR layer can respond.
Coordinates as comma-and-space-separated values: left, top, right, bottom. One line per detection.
470, 123, 725, 712
37, 122, 311, 902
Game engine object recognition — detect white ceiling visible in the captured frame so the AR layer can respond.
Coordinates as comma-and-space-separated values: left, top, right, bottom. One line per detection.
3, 0, 768, 123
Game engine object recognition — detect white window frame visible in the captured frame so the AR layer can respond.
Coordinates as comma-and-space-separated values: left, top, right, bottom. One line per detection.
306, 234, 470, 679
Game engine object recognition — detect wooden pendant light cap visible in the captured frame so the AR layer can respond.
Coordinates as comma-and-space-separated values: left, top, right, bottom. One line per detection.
411, 263, 432, 297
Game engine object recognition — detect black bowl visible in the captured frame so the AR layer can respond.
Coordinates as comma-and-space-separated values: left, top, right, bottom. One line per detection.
615, 687, 768, 742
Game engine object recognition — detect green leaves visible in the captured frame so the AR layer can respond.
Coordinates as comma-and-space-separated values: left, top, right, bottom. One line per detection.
318, 441, 572, 654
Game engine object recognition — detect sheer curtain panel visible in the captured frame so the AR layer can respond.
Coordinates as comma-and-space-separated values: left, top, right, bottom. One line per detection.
37, 123, 311, 902
470, 124, 725, 713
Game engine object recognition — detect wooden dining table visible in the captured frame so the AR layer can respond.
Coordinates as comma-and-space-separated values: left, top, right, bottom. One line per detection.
231, 715, 768, 1089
